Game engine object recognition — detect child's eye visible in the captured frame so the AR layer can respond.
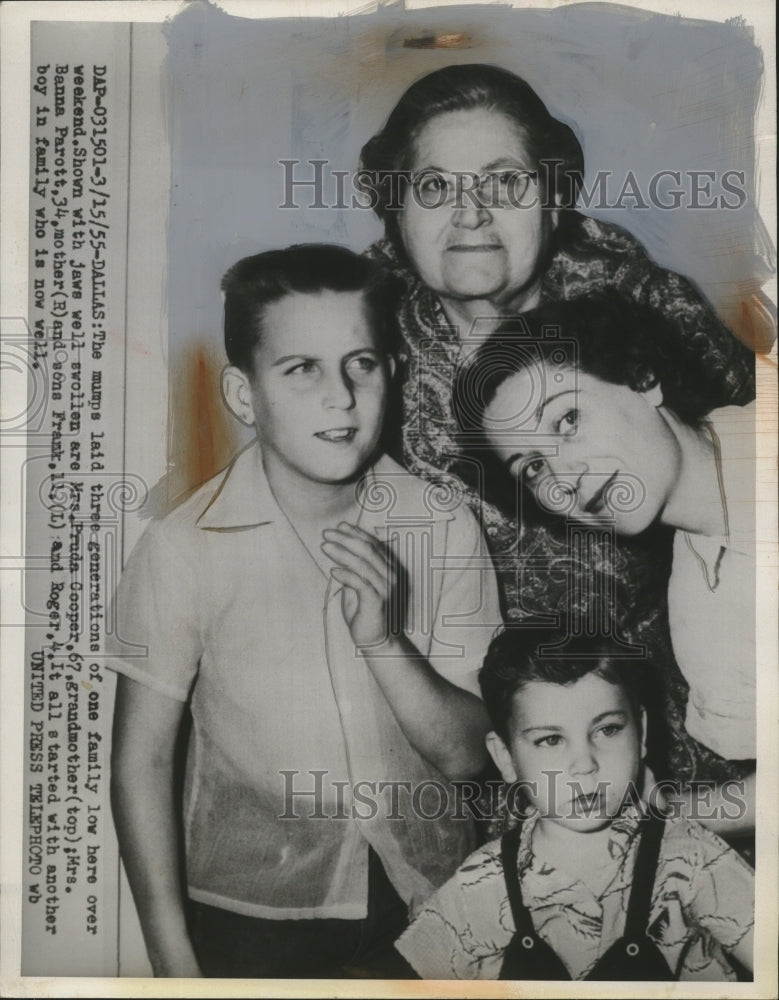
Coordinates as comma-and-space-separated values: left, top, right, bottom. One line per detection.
285, 360, 318, 376
346, 355, 380, 378
556, 409, 579, 434
597, 723, 625, 739
534, 734, 563, 748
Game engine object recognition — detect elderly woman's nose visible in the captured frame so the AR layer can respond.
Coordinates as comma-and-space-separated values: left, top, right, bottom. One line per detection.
451, 198, 492, 229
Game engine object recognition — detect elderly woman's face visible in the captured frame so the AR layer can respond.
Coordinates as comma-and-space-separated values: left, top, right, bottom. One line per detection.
398, 108, 559, 314
482, 363, 681, 536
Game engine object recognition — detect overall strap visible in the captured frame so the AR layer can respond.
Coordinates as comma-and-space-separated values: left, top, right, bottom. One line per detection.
623, 814, 666, 941
500, 825, 537, 939
499, 823, 572, 981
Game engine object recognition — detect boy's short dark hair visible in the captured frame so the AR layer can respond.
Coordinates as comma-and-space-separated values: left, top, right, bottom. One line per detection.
221, 244, 403, 373
479, 626, 648, 742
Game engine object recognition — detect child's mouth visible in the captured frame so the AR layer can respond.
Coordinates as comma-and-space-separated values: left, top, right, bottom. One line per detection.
571, 791, 604, 816
315, 428, 357, 443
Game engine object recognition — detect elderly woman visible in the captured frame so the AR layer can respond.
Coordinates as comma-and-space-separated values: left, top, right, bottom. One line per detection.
361, 63, 755, 786
452, 291, 757, 833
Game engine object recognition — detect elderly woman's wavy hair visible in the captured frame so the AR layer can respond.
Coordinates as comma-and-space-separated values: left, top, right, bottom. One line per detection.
359, 63, 584, 252
452, 291, 729, 445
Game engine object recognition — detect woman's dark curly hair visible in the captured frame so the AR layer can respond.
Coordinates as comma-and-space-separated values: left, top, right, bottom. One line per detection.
359, 63, 584, 253
452, 291, 723, 447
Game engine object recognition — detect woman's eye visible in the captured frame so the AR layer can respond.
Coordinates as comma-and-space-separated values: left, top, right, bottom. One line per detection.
535, 734, 563, 748
520, 457, 546, 483
557, 409, 579, 433
485, 170, 535, 202
597, 723, 624, 738
415, 172, 452, 202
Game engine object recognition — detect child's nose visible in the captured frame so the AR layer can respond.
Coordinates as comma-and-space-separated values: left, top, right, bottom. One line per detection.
569, 745, 598, 777
323, 371, 355, 409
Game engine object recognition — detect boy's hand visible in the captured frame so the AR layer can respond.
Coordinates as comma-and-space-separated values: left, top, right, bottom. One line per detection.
322, 522, 402, 648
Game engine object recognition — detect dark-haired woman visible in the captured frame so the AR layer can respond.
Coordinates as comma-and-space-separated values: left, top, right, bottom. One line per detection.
453, 292, 757, 833
361, 63, 755, 789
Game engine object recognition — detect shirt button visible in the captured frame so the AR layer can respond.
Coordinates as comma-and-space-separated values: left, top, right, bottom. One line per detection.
522, 936, 535, 949
626, 943, 640, 957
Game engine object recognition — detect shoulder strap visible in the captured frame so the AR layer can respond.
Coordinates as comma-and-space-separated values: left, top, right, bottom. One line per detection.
624, 814, 666, 940
500, 824, 537, 939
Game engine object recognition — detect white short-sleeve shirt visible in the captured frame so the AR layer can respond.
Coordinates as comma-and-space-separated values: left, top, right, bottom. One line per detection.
108, 444, 501, 918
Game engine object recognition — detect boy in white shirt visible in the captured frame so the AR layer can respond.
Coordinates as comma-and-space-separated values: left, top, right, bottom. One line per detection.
109, 245, 500, 977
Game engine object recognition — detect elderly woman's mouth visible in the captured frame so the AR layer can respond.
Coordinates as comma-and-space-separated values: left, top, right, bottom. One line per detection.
446, 244, 503, 253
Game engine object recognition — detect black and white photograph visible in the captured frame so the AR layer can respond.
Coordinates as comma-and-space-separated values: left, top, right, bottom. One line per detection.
0, 0, 776, 995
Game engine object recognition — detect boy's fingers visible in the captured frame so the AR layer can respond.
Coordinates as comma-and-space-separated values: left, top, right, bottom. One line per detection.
324, 543, 387, 593
330, 565, 381, 600
321, 532, 393, 584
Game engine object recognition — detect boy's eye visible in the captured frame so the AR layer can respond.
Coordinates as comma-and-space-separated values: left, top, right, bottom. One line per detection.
346, 355, 380, 378
534, 734, 563, 748
285, 360, 318, 376
597, 723, 624, 739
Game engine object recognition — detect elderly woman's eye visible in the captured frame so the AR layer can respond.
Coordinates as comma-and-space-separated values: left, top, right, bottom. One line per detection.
486, 170, 535, 203
414, 172, 451, 204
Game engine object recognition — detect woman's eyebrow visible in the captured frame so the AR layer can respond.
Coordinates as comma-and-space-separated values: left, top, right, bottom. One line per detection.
534, 388, 576, 421
481, 157, 532, 172
521, 724, 563, 734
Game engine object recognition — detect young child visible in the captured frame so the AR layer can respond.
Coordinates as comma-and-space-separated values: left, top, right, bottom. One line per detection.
108, 245, 500, 978
395, 628, 755, 980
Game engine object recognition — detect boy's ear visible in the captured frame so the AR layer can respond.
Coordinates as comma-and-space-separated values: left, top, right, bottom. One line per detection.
486, 731, 518, 784
222, 365, 256, 427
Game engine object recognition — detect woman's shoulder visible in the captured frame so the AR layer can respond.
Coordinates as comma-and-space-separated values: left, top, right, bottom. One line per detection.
554, 211, 651, 263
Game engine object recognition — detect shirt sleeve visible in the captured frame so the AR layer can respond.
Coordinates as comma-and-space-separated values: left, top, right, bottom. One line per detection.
426, 503, 502, 698
395, 871, 482, 979
105, 520, 203, 701
673, 820, 755, 953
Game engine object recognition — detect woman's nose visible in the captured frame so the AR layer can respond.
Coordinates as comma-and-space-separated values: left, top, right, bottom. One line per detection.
451, 198, 492, 229
545, 456, 588, 497
323, 371, 355, 409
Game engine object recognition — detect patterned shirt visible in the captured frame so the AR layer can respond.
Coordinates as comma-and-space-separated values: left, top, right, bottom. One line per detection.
396, 806, 754, 981
366, 213, 756, 786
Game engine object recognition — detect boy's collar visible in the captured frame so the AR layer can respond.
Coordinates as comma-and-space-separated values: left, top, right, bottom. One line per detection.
517, 801, 647, 875
196, 441, 277, 530
195, 443, 458, 532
